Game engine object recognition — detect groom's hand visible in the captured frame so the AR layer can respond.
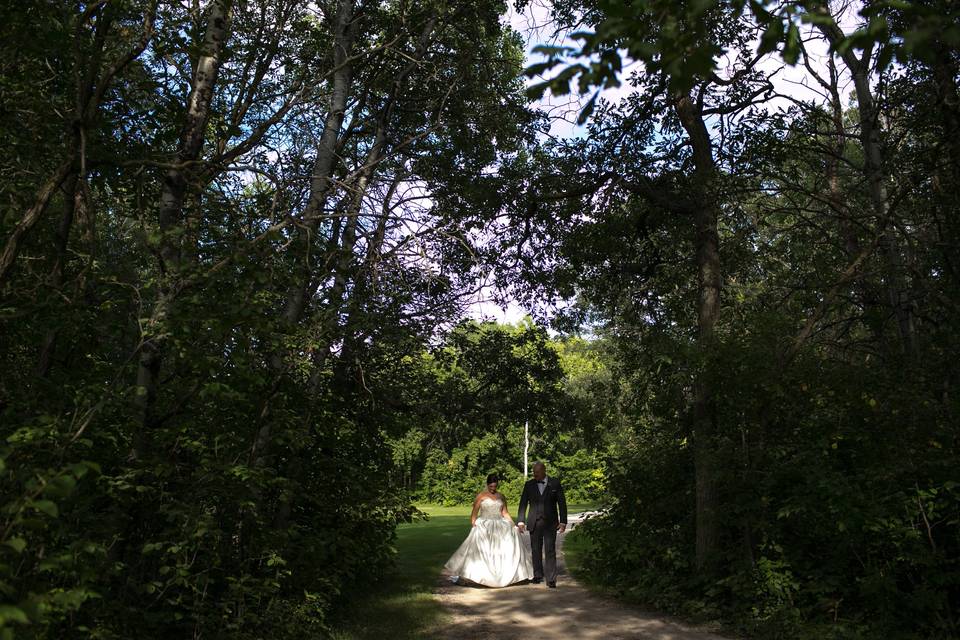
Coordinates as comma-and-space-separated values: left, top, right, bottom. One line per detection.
517, 522, 525, 532
557, 523, 566, 533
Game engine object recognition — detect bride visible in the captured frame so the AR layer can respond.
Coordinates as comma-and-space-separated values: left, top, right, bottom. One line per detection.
444, 474, 534, 587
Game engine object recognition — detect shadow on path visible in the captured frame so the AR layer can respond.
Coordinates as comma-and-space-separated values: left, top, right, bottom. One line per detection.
432, 515, 732, 640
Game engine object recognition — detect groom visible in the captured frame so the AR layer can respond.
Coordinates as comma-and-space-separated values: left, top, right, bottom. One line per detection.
517, 461, 567, 588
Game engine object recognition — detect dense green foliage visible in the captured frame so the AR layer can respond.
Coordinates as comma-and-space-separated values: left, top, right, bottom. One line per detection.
0, 0, 541, 637
509, 0, 960, 637
3, 0, 959, 638
387, 321, 612, 506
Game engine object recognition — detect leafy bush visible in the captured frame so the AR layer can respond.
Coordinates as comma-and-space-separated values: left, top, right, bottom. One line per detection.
0, 370, 415, 639
570, 349, 960, 639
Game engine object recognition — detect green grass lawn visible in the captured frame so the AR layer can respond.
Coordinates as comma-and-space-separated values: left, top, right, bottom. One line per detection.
330, 502, 600, 639
329, 504, 470, 639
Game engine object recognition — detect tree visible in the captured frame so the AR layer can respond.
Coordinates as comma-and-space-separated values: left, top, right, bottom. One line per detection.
506, 0, 960, 634
0, 0, 538, 635
521, 0, 778, 570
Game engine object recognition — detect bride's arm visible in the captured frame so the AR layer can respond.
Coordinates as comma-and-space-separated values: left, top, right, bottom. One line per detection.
470, 494, 482, 527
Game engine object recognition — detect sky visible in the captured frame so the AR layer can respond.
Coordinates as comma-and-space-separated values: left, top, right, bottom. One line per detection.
466, 1, 864, 326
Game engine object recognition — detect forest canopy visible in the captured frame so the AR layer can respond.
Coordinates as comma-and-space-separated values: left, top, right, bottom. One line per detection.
1, 0, 958, 638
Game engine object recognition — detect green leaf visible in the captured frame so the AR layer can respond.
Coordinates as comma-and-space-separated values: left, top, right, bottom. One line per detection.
783, 23, 801, 65
569, 30, 597, 43
867, 16, 889, 39
758, 18, 785, 56
800, 11, 836, 27
876, 44, 895, 71
530, 44, 576, 57
44, 474, 77, 498
689, 0, 716, 18
0, 605, 28, 625
3, 538, 26, 554
577, 91, 599, 125
525, 80, 551, 100
523, 61, 557, 77
30, 500, 58, 518
747, 0, 774, 22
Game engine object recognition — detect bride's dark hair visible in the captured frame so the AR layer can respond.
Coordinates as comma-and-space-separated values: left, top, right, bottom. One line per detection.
486, 473, 499, 485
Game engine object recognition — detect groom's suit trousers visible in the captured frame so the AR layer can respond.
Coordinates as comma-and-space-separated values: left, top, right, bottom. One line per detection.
529, 520, 557, 583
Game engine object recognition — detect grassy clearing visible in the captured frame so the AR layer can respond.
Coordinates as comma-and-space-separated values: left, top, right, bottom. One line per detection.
329, 504, 470, 639
330, 502, 601, 638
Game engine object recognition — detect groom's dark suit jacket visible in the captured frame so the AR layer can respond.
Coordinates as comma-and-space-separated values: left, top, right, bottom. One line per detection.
517, 476, 568, 530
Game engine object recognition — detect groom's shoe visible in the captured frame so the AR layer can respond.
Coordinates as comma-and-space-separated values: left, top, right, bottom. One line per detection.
547, 581, 557, 588
531, 577, 542, 584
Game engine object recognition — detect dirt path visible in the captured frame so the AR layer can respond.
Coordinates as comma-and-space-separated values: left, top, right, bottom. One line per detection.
432, 514, 732, 640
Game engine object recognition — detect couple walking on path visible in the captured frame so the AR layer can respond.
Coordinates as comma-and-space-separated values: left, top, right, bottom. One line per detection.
438, 462, 731, 640
444, 461, 567, 588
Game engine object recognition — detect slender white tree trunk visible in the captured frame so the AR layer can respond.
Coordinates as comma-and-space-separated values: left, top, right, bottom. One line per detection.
133, 0, 232, 456
524, 420, 529, 478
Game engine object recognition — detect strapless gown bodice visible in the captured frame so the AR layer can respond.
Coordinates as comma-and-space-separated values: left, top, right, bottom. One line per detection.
476, 496, 506, 519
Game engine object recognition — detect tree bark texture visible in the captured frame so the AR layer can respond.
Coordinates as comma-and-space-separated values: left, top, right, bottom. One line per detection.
674, 91, 722, 571
281, 0, 360, 326
816, 7, 916, 360
133, 0, 233, 454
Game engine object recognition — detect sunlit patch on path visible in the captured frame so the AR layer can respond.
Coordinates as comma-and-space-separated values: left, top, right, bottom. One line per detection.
433, 513, 731, 640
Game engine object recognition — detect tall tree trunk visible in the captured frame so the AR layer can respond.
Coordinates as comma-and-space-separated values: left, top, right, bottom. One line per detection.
254, 8, 438, 466
674, 90, 722, 571
266, 15, 438, 528
930, 43, 960, 285
816, 7, 916, 360
821, 55, 860, 258
37, 175, 80, 377
36, 5, 112, 375
133, 0, 232, 457
321, 15, 437, 388
333, 168, 402, 391
251, 0, 360, 468
0, 161, 75, 289
280, 0, 359, 328
812, 51, 888, 342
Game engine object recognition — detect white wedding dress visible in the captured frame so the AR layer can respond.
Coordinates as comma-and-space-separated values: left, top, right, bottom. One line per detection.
443, 496, 534, 587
